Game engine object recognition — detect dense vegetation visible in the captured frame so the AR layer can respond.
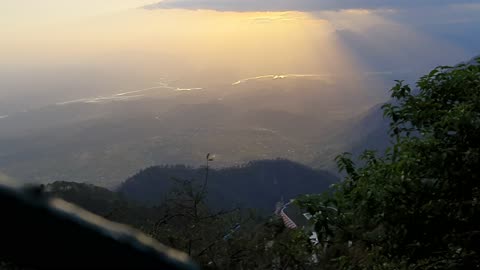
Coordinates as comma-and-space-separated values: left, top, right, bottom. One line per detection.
296, 58, 480, 269
45, 179, 319, 269
44, 159, 337, 269
42, 159, 335, 268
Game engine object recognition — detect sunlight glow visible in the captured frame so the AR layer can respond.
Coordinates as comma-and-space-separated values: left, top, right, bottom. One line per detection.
0, 8, 362, 81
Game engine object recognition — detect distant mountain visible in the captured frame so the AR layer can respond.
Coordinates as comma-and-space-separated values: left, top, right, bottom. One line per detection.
119, 159, 338, 211
308, 102, 391, 171
44, 159, 338, 213
464, 55, 480, 66
344, 103, 391, 157
332, 54, 480, 162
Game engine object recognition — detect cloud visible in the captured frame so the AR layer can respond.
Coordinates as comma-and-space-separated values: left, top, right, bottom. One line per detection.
144, 0, 479, 12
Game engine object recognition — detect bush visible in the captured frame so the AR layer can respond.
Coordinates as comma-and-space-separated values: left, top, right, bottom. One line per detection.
298, 58, 480, 269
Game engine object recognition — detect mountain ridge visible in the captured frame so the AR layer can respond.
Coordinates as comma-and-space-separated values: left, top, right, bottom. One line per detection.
119, 159, 338, 211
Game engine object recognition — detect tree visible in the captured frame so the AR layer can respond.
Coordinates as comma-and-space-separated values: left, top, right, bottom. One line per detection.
297, 58, 480, 269
148, 154, 249, 269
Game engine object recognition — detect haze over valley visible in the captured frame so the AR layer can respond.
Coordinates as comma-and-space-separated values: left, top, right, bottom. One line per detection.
0, 72, 387, 186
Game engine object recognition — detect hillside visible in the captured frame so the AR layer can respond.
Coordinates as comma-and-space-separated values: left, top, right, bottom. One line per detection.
46, 181, 128, 216
336, 54, 480, 160
44, 181, 160, 228
343, 103, 391, 157
119, 159, 338, 211
45, 159, 338, 212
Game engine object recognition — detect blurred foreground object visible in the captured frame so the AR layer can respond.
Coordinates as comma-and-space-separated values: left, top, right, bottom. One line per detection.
0, 180, 198, 270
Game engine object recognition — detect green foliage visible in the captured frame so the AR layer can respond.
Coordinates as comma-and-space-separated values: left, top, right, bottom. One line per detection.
148, 175, 319, 269
45, 177, 326, 269
298, 58, 480, 269
148, 177, 242, 267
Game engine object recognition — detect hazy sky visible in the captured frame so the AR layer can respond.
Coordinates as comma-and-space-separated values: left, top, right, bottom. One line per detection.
1, 1, 152, 20
0, 1, 479, 112
146, 0, 480, 11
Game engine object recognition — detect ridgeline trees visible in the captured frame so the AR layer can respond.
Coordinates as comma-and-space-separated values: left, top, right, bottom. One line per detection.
298, 58, 480, 269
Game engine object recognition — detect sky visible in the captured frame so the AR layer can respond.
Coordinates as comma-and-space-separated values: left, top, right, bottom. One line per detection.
0, 0, 479, 112
146, 0, 480, 11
